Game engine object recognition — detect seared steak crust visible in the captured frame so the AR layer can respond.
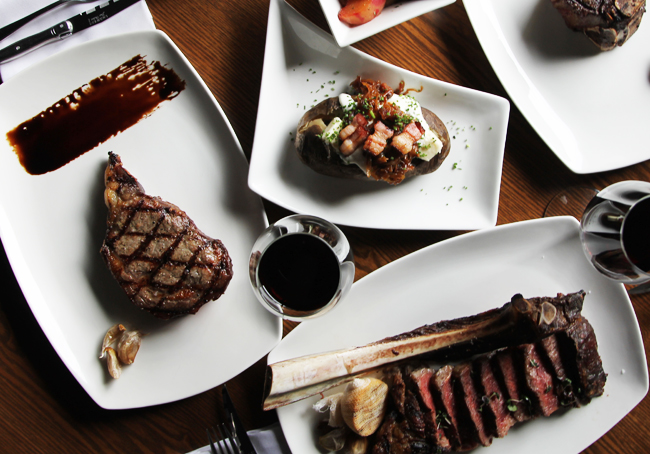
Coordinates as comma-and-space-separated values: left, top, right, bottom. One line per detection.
551, 0, 646, 50
100, 152, 233, 318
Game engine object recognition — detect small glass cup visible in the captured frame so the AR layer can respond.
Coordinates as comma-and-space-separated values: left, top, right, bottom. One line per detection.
580, 181, 650, 285
249, 214, 355, 321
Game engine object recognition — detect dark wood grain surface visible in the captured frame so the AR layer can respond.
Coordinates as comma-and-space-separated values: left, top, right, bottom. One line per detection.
1, 0, 649, 452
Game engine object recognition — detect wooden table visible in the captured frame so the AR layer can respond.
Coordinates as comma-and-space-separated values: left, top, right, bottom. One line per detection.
0, 0, 649, 452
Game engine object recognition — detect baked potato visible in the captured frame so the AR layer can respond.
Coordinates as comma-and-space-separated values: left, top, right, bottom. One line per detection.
295, 78, 450, 185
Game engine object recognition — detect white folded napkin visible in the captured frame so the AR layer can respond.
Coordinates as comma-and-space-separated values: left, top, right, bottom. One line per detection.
187, 423, 293, 454
0, 0, 155, 81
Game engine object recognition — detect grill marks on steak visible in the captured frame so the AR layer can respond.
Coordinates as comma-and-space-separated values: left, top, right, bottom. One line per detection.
371, 316, 606, 453
100, 152, 233, 318
551, 0, 646, 50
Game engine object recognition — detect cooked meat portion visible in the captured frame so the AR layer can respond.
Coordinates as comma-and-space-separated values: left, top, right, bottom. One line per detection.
551, 0, 646, 50
370, 316, 606, 453
100, 152, 233, 319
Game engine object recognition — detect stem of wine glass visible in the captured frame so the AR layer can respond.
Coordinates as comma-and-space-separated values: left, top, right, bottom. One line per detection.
543, 186, 599, 219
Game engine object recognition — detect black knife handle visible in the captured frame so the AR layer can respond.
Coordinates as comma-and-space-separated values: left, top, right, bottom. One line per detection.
0, 20, 72, 63
0, 0, 65, 42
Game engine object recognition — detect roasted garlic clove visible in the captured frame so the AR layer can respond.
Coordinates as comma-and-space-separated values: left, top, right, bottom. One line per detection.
313, 392, 345, 428
105, 347, 122, 379
318, 427, 347, 452
100, 323, 126, 358
117, 330, 142, 365
342, 433, 368, 454
340, 377, 388, 437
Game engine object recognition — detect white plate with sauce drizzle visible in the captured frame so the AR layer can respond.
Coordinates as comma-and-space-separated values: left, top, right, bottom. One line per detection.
270, 216, 648, 454
0, 30, 281, 409
249, 0, 510, 231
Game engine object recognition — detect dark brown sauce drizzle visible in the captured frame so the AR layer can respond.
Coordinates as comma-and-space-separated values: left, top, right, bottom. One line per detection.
6, 55, 186, 175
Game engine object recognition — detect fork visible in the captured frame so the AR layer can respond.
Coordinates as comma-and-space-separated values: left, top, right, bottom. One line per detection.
206, 424, 242, 454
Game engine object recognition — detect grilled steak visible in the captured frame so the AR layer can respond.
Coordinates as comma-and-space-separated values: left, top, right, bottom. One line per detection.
100, 152, 233, 319
370, 316, 606, 453
551, 0, 646, 50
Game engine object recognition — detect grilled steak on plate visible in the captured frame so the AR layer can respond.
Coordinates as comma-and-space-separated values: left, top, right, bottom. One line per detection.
551, 0, 646, 50
100, 152, 233, 319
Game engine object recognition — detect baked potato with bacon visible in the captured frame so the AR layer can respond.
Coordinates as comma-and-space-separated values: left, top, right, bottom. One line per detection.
295, 77, 450, 185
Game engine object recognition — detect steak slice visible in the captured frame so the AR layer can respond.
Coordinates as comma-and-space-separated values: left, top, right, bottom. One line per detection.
491, 349, 534, 423
407, 367, 452, 450
561, 317, 607, 404
518, 344, 559, 417
538, 334, 579, 407
473, 354, 516, 438
432, 365, 471, 451
453, 363, 493, 447
550, 0, 646, 50
100, 152, 233, 319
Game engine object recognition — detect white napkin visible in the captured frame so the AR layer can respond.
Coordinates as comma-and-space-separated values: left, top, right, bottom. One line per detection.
187, 423, 293, 454
0, 0, 155, 81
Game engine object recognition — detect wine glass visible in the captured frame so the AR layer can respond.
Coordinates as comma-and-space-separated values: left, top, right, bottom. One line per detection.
248, 214, 355, 321
577, 181, 650, 285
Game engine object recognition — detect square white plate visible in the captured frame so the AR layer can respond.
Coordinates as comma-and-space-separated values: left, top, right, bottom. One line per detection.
318, 0, 455, 47
0, 30, 281, 409
249, 0, 510, 230
269, 216, 648, 454
464, 0, 650, 174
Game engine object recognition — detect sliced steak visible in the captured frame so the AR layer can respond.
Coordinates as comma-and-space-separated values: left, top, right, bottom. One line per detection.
491, 349, 534, 423
100, 152, 233, 318
407, 367, 452, 450
561, 317, 607, 403
518, 344, 560, 417
550, 0, 646, 50
538, 334, 579, 407
473, 354, 516, 438
431, 365, 468, 451
452, 363, 493, 447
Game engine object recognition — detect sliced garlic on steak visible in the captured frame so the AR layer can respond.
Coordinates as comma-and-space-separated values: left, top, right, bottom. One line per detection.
105, 347, 122, 379
100, 323, 126, 358
340, 378, 388, 437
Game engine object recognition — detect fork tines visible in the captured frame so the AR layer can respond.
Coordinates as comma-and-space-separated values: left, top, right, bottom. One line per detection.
206, 424, 241, 454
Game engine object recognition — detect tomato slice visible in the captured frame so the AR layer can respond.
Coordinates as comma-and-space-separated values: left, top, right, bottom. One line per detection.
338, 0, 387, 26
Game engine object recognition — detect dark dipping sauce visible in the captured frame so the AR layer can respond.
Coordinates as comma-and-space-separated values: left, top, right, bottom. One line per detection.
257, 234, 340, 313
6, 55, 186, 175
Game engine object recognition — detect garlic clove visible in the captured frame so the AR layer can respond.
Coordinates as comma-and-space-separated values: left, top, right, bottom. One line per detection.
340, 377, 388, 437
100, 323, 125, 358
313, 392, 345, 427
540, 302, 557, 325
342, 433, 368, 454
318, 427, 347, 452
117, 330, 142, 365
105, 347, 122, 379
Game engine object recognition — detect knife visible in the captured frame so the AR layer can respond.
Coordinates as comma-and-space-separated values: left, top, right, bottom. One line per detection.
222, 385, 258, 454
0, 0, 140, 64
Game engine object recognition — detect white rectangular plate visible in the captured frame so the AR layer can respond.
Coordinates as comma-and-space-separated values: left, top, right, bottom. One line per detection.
269, 216, 648, 454
318, 0, 455, 47
249, 0, 510, 230
0, 31, 282, 409
464, 0, 650, 174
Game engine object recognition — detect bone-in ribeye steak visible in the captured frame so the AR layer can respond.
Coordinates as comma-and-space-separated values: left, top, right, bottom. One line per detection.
371, 313, 606, 453
100, 152, 233, 319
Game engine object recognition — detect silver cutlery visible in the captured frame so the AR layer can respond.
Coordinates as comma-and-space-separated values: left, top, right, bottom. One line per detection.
222, 385, 258, 454
0, 0, 99, 42
207, 424, 242, 454
0, 0, 140, 64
